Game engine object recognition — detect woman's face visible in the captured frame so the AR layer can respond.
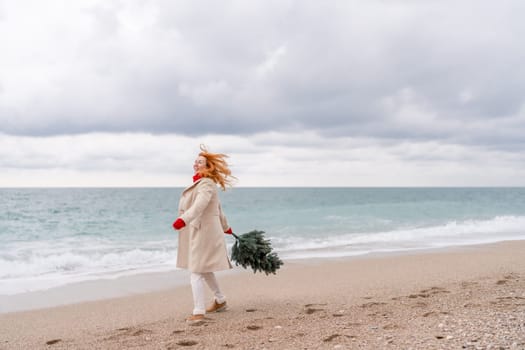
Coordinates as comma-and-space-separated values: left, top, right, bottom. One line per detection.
193, 155, 207, 173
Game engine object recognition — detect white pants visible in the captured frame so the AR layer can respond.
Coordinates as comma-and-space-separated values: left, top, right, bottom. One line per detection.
190, 272, 226, 315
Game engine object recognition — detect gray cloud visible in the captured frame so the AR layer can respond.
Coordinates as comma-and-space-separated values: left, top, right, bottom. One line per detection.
1, 0, 524, 154
1, 131, 525, 187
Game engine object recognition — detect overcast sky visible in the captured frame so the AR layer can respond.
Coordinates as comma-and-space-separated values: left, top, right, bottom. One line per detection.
1, 0, 524, 187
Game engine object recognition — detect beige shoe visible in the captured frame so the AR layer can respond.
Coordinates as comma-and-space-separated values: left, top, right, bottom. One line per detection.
206, 300, 227, 313
186, 314, 205, 322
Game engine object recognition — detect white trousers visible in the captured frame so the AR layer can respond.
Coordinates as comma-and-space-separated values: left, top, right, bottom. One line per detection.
190, 272, 226, 315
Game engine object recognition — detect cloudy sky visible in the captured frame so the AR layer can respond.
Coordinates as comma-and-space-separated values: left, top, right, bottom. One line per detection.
1, 0, 524, 187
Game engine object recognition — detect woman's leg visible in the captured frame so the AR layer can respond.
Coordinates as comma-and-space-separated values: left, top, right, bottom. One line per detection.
202, 272, 226, 303
190, 272, 206, 315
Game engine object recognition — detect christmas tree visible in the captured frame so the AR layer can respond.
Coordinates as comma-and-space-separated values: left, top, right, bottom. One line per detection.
231, 230, 283, 275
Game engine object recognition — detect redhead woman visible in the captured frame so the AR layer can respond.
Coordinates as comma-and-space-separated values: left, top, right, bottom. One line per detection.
172, 146, 235, 322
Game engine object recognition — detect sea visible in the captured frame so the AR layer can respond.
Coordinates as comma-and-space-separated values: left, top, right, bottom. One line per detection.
1, 187, 525, 298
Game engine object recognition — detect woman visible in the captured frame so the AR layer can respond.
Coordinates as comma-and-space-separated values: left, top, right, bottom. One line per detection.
172, 145, 235, 322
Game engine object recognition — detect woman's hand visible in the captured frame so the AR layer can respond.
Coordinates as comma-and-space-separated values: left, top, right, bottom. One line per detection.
173, 218, 186, 230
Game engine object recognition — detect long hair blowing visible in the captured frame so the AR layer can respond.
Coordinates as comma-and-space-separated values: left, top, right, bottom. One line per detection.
198, 145, 235, 190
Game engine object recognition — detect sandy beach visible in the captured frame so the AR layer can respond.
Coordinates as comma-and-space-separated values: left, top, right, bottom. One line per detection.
1, 241, 524, 349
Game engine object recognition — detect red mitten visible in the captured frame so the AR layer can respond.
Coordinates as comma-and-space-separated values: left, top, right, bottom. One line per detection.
173, 218, 186, 230
224, 227, 233, 234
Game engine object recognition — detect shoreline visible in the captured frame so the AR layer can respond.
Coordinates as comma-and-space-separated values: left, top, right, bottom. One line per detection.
0, 240, 512, 314
0, 240, 522, 315
1, 240, 524, 349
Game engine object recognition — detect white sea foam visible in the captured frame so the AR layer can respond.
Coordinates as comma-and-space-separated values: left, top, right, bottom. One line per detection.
0, 239, 177, 295
275, 215, 525, 260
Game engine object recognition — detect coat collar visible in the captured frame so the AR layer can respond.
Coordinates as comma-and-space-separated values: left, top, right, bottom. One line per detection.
182, 177, 203, 195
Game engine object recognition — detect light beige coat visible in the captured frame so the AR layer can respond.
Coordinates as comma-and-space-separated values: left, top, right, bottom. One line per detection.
176, 177, 232, 273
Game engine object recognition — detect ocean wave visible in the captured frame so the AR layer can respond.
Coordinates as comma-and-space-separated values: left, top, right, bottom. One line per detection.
2, 215, 525, 295
0, 241, 177, 295
274, 215, 525, 259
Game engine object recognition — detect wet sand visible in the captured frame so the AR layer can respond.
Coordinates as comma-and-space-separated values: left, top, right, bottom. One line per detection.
1, 241, 524, 349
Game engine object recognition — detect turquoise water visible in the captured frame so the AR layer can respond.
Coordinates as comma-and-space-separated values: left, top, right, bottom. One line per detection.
1, 187, 525, 295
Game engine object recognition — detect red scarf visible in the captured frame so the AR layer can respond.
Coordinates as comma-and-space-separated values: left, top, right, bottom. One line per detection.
192, 173, 202, 183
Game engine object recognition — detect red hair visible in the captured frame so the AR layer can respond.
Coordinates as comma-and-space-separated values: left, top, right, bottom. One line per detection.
198, 145, 235, 190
